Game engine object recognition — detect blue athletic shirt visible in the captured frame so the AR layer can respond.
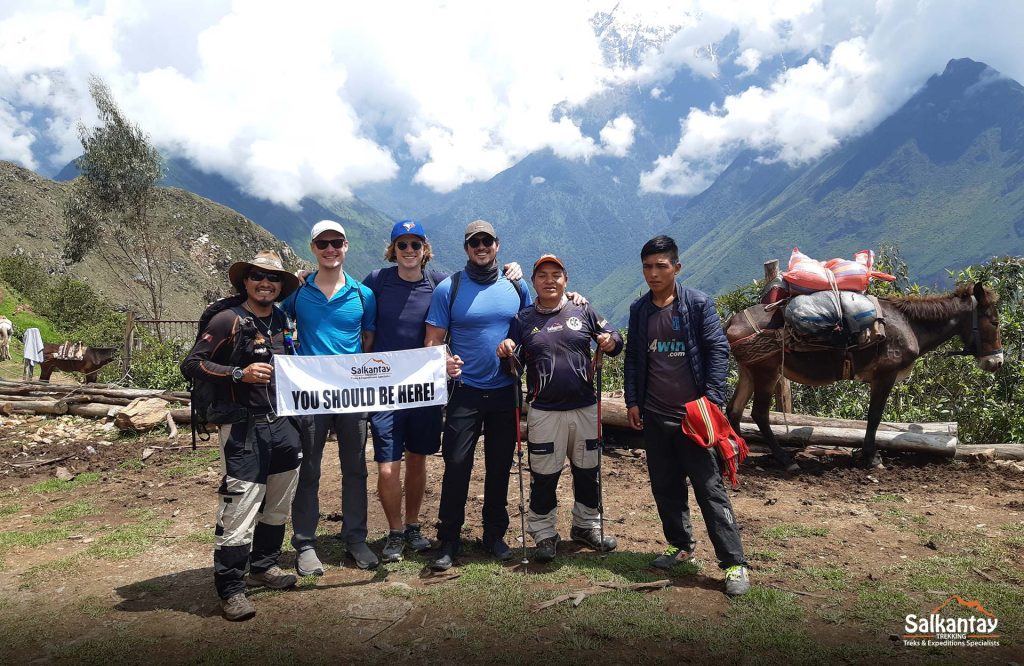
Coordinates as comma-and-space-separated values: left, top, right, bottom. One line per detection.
281, 271, 376, 355
426, 272, 532, 389
364, 267, 448, 353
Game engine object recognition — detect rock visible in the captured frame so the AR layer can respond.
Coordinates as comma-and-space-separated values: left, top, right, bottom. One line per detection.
115, 398, 170, 433
141, 447, 156, 461
55, 467, 75, 482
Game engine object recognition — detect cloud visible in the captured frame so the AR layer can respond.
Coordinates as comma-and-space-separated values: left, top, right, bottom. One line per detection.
530, 176, 546, 185
640, 0, 1024, 195
0, 1, 620, 202
599, 114, 636, 157
4, 0, 1024, 204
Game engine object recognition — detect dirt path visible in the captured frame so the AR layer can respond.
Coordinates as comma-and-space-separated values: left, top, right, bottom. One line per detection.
0, 411, 1021, 664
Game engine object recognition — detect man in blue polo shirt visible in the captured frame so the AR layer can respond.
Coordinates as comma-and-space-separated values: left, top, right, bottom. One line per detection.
424, 220, 532, 571
282, 220, 379, 573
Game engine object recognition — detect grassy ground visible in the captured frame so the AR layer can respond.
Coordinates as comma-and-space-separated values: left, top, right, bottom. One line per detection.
0, 411, 1020, 664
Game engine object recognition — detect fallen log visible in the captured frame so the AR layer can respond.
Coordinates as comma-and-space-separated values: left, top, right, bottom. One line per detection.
597, 395, 956, 435
738, 422, 957, 457
67, 403, 123, 418
740, 409, 957, 435
956, 444, 1024, 461
0, 400, 68, 416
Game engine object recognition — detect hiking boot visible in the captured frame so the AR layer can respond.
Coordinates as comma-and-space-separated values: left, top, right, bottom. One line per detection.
430, 540, 460, 572
404, 523, 431, 552
382, 530, 405, 563
248, 565, 298, 590
534, 535, 560, 563
485, 537, 514, 562
221, 593, 256, 622
724, 565, 751, 596
296, 548, 324, 577
346, 541, 380, 570
651, 546, 694, 570
570, 526, 617, 552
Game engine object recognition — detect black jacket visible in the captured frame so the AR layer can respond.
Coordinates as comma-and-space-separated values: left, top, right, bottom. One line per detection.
624, 281, 730, 412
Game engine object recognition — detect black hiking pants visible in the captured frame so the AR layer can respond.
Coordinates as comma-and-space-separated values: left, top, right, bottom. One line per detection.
436, 384, 517, 545
643, 410, 747, 568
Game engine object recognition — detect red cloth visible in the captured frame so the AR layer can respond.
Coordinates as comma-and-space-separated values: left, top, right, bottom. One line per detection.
680, 396, 749, 488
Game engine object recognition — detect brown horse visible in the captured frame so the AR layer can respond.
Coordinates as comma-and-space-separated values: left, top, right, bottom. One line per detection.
39, 344, 118, 384
725, 283, 1003, 468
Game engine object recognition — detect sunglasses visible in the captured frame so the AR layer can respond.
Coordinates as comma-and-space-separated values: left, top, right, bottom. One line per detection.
396, 240, 423, 251
313, 238, 346, 250
466, 236, 496, 248
246, 270, 282, 283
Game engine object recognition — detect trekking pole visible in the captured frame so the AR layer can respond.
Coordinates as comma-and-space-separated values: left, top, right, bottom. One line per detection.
594, 348, 607, 557
510, 350, 529, 568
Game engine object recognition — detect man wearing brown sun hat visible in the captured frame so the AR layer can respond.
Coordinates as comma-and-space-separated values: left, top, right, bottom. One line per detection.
181, 249, 303, 621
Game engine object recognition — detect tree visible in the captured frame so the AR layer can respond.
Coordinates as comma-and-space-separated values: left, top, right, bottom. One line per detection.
63, 76, 167, 319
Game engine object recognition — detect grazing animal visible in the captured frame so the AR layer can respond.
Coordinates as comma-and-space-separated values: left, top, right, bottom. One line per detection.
726, 283, 1003, 468
38, 344, 118, 384
0, 316, 11, 362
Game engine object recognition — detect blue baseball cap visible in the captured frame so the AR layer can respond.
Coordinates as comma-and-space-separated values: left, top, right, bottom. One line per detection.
391, 220, 426, 241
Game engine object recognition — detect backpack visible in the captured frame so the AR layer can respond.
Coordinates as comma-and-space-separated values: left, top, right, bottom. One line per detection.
184, 295, 293, 449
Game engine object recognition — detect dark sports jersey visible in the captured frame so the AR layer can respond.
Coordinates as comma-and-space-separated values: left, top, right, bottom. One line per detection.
364, 267, 448, 353
644, 303, 698, 418
181, 306, 288, 413
508, 301, 623, 411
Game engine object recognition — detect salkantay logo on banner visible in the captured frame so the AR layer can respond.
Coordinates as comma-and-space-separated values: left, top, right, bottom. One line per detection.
902, 596, 1000, 647
351, 357, 391, 378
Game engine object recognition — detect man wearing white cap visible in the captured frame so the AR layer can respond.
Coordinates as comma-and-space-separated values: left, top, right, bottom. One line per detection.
282, 220, 379, 572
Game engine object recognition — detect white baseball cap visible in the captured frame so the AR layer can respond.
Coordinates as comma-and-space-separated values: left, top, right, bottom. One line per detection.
311, 220, 346, 241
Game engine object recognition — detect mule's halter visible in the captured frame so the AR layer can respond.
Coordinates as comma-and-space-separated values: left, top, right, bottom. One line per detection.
943, 295, 1003, 358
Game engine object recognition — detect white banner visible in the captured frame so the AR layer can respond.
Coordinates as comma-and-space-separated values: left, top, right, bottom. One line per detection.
274, 346, 448, 416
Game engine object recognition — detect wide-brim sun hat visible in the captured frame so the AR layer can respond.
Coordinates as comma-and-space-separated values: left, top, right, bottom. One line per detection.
227, 250, 301, 300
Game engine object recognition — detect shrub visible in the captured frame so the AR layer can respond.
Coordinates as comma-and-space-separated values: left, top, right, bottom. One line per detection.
127, 334, 190, 391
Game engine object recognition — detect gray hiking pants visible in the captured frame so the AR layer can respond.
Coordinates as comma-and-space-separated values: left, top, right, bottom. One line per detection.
291, 412, 369, 551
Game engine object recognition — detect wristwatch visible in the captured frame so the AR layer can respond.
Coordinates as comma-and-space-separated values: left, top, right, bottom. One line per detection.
231, 366, 244, 383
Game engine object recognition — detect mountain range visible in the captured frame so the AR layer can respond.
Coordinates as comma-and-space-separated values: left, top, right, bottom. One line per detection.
30, 57, 1024, 326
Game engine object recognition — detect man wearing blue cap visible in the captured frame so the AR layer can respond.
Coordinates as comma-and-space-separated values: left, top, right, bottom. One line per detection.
363, 221, 524, 564
362, 221, 447, 563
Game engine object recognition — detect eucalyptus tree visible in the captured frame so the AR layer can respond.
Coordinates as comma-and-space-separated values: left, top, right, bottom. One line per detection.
63, 76, 167, 320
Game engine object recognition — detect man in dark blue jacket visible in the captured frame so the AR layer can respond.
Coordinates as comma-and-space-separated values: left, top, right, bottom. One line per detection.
624, 235, 750, 596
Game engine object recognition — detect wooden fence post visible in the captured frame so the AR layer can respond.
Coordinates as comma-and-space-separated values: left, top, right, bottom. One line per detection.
122, 309, 135, 376
763, 259, 793, 413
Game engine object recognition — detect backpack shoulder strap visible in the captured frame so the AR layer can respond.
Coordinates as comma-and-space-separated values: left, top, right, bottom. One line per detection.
512, 278, 527, 310
444, 271, 462, 347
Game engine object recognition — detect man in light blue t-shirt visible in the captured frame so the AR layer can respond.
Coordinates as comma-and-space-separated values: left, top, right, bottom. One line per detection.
424, 220, 531, 571
281, 219, 380, 573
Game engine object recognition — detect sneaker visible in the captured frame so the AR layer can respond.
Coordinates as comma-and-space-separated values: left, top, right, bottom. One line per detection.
430, 540, 460, 572
296, 548, 325, 577
345, 541, 380, 570
485, 537, 514, 562
404, 523, 431, 552
651, 546, 694, 570
248, 565, 298, 590
534, 535, 559, 563
724, 565, 751, 596
221, 592, 256, 622
570, 526, 617, 552
382, 530, 405, 563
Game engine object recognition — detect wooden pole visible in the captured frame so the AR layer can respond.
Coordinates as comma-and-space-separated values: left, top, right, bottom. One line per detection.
122, 309, 135, 376
763, 258, 792, 413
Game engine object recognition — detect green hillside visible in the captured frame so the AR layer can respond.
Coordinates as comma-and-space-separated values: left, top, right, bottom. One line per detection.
1, 161, 305, 320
